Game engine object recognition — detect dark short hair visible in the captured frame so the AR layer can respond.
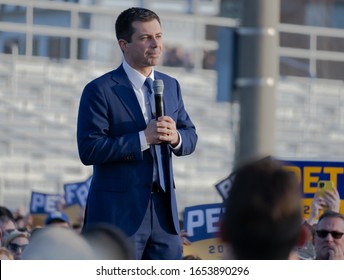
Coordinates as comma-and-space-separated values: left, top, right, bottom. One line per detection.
317, 210, 344, 225
221, 157, 302, 259
115, 7, 161, 42
0, 206, 14, 220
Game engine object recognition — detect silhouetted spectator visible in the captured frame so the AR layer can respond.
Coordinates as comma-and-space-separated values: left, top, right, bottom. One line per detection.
82, 223, 133, 259
22, 226, 95, 260
221, 157, 307, 259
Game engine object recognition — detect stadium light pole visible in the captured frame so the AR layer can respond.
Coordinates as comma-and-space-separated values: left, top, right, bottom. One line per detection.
234, 0, 280, 165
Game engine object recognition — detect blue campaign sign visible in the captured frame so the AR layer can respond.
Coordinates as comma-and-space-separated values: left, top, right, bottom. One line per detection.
64, 176, 92, 207
280, 159, 344, 198
184, 203, 225, 243
30, 192, 62, 214
183, 203, 226, 259
214, 176, 232, 201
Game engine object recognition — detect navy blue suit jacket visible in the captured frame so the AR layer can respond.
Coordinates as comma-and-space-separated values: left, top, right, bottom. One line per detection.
77, 65, 197, 237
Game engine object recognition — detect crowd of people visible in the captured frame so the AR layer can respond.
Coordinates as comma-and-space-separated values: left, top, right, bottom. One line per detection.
0, 157, 343, 260
0, 206, 134, 260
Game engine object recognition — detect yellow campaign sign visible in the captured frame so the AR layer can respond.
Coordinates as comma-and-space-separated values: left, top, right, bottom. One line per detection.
280, 159, 344, 218
183, 238, 226, 260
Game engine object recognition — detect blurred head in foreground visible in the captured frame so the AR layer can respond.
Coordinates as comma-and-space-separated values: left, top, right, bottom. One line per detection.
82, 223, 133, 260
221, 157, 306, 259
22, 226, 95, 260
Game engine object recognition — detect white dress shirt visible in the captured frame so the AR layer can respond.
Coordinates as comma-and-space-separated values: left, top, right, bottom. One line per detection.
122, 59, 182, 152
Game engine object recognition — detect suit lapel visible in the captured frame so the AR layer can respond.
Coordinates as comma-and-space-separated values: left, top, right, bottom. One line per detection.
111, 65, 146, 128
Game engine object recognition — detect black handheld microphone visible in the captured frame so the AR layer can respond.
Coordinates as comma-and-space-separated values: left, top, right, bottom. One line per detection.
153, 79, 164, 119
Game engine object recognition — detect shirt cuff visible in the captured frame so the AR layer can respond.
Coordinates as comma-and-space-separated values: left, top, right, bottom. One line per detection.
140, 130, 182, 152
139, 131, 149, 151
170, 131, 182, 151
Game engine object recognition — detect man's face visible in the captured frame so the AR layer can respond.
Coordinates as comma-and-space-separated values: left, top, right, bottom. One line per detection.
314, 217, 344, 260
121, 19, 163, 75
8, 236, 29, 260
0, 219, 16, 232
0, 219, 16, 247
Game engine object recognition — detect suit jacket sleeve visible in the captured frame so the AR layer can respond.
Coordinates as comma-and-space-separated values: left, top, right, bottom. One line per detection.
77, 74, 145, 166
163, 76, 197, 157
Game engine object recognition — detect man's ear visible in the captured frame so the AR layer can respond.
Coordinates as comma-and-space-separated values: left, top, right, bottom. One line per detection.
118, 39, 128, 52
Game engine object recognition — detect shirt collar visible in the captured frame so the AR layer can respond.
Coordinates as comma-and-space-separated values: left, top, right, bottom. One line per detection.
122, 59, 155, 90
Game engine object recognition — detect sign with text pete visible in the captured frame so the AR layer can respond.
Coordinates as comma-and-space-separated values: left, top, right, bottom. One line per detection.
183, 203, 226, 260
30, 191, 62, 214
64, 175, 92, 207
280, 159, 344, 218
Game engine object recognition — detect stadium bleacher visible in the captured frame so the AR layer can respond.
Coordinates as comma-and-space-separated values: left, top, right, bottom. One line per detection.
2, 53, 344, 212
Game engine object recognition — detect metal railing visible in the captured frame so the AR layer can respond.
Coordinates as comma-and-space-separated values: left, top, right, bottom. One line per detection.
1, 0, 344, 80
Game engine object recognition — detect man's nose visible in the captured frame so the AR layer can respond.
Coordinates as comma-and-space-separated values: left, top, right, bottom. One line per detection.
150, 38, 159, 47
325, 233, 335, 242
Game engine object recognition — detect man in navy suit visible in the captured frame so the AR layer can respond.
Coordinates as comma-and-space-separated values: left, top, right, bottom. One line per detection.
77, 7, 197, 259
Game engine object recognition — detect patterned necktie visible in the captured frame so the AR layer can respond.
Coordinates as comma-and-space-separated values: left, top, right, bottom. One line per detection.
144, 78, 166, 192
144, 78, 155, 119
